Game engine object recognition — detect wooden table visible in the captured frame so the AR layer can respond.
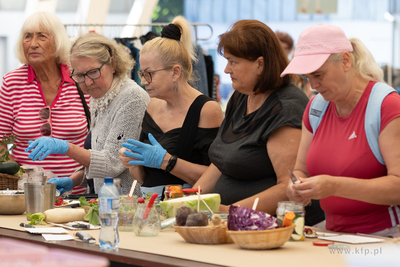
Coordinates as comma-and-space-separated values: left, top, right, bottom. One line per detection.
1, 214, 398, 267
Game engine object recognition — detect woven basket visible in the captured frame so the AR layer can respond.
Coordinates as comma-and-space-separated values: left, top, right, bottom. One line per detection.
0, 173, 20, 190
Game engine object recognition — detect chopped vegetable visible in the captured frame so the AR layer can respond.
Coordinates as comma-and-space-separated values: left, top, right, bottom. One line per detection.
227, 205, 279, 231
55, 197, 63, 206
138, 198, 145, 203
27, 213, 46, 225
88, 199, 98, 205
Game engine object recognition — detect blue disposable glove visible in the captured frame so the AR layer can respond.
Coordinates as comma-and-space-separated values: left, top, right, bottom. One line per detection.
25, 137, 69, 161
122, 133, 167, 169
47, 177, 73, 196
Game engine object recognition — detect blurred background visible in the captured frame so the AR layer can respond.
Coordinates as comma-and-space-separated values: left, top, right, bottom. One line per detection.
1, 0, 400, 106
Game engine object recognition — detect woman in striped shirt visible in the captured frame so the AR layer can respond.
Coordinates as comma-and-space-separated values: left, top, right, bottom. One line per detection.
0, 12, 89, 194
25, 32, 150, 196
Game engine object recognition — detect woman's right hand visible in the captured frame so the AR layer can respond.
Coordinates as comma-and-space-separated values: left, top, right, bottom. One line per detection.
286, 181, 311, 206
47, 177, 73, 195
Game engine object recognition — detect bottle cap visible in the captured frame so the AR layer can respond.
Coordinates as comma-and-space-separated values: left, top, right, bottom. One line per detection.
104, 177, 113, 184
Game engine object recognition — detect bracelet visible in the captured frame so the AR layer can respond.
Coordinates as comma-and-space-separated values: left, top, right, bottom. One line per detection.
165, 155, 178, 173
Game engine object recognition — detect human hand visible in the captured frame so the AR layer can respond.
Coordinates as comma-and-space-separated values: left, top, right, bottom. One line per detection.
292, 175, 335, 200
286, 181, 311, 206
122, 133, 167, 169
47, 177, 73, 195
25, 137, 69, 161
119, 147, 134, 169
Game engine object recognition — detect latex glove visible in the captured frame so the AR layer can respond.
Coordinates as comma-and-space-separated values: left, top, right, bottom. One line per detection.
25, 137, 69, 161
47, 177, 73, 196
122, 133, 167, 169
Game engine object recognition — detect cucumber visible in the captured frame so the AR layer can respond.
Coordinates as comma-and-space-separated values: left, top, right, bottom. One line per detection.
0, 161, 20, 175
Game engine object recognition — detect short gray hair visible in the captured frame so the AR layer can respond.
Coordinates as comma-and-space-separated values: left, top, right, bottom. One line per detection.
70, 32, 134, 79
15, 12, 70, 65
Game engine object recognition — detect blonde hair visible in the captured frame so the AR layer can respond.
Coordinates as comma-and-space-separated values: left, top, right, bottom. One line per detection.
15, 12, 70, 65
70, 32, 134, 79
329, 37, 384, 82
140, 15, 196, 82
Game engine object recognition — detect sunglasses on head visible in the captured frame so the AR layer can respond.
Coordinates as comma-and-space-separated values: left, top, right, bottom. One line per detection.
38, 106, 52, 136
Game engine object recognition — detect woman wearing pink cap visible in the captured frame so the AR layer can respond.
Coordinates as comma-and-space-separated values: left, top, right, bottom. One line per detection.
193, 20, 326, 224
282, 24, 400, 237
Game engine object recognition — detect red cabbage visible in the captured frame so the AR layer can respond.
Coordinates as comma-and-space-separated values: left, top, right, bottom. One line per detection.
228, 205, 279, 231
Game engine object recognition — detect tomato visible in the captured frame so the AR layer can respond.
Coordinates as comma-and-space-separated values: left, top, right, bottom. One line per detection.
55, 197, 63, 206
88, 199, 98, 204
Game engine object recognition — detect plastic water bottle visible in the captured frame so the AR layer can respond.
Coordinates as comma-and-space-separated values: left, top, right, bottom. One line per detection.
99, 177, 120, 249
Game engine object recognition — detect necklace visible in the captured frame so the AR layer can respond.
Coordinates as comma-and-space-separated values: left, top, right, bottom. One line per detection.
90, 77, 124, 127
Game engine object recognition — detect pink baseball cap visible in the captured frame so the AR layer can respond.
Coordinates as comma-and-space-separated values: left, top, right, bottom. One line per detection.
280, 24, 353, 77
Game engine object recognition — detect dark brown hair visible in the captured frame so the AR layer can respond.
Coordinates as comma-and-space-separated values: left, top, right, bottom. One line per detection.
275, 31, 294, 51
218, 20, 291, 94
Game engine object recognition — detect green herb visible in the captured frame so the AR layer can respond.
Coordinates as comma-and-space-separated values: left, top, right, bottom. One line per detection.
84, 205, 100, 226
79, 197, 100, 225
27, 213, 46, 225
0, 134, 16, 162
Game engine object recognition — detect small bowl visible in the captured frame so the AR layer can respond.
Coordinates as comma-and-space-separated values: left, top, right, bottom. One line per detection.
227, 224, 295, 250
174, 223, 233, 244
0, 190, 26, 215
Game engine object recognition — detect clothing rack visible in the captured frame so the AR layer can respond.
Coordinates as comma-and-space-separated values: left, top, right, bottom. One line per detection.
64, 23, 213, 43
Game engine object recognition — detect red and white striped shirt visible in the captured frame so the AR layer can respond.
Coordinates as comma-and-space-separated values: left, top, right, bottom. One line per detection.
0, 64, 90, 194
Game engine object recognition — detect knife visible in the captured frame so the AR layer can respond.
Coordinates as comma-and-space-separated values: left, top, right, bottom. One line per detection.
20, 222, 35, 228
288, 169, 300, 184
70, 224, 90, 229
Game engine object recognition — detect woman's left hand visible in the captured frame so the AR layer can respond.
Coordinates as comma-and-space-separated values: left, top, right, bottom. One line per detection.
121, 133, 167, 169
293, 175, 336, 200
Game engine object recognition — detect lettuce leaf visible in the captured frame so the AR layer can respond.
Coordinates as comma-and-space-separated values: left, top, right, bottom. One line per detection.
27, 212, 46, 225
228, 205, 278, 231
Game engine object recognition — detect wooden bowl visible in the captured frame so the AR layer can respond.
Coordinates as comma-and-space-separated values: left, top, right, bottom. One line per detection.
174, 223, 233, 244
226, 224, 295, 250
0, 190, 25, 215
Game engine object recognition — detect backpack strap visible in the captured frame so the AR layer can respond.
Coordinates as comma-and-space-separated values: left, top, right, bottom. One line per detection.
365, 82, 395, 165
309, 93, 330, 135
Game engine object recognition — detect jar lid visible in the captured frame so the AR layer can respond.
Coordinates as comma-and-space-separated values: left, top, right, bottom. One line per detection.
182, 188, 202, 193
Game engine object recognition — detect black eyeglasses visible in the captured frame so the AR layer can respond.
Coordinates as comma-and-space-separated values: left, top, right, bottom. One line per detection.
70, 62, 106, 84
137, 67, 171, 83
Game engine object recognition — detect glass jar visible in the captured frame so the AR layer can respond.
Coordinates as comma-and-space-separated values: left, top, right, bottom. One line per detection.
118, 196, 137, 232
133, 203, 161, 236
163, 185, 183, 200
276, 201, 305, 241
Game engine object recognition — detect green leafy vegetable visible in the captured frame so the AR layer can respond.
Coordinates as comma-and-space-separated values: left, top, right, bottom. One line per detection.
0, 135, 16, 162
84, 205, 100, 226
27, 213, 46, 225
79, 197, 100, 225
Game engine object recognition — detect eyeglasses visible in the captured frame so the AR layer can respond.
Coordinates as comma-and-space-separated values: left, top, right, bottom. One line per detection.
70, 62, 106, 84
137, 67, 171, 83
38, 107, 52, 136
